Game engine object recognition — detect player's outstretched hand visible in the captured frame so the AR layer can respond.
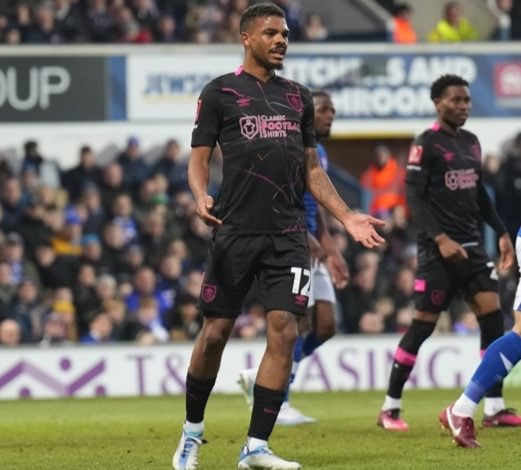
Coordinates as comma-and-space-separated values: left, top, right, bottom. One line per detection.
196, 194, 223, 227
498, 233, 514, 272
343, 213, 386, 249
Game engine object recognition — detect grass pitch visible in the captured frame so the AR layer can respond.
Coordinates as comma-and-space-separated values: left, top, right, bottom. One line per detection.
0, 389, 520, 469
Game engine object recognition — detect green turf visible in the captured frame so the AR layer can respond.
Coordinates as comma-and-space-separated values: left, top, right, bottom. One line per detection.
0, 389, 519, 469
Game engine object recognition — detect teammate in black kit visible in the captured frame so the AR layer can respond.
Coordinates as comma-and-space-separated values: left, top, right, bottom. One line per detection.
172, 4, 385, 470
377, 74, 520, 432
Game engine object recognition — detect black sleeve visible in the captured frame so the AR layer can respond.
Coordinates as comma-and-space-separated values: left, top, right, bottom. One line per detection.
191, 80, 223, 148
405, 135, 443, 239
478, 182, 507, 236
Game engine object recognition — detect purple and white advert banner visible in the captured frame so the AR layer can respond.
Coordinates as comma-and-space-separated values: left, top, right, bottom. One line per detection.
1, 336, 520, 400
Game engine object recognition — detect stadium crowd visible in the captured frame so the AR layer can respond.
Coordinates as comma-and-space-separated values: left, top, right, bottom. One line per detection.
0, 0, 521, 45
0, 131, 520, 347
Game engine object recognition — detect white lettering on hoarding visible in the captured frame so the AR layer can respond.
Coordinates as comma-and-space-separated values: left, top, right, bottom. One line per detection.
0, 66, 70, 111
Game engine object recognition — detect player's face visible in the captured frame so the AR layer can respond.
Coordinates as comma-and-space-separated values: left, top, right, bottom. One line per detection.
313, 95, 335, 140
242, 15, 289, 71
435, 85, 471, 129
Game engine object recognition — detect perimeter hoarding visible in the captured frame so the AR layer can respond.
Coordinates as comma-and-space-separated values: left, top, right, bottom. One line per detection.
0, 57, 107, 122
4, 335, 520, 400
126, 51, 521, 121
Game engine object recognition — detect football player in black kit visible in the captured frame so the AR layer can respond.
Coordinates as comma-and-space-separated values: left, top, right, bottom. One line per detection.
172, 3, 385, 470
378, 74, 520, 433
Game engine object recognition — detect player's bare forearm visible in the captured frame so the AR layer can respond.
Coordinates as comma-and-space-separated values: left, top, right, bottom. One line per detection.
306, 165, 351, 222
188, 146, 212, 200
305, 148, 385, 247
188, 146, 222, 226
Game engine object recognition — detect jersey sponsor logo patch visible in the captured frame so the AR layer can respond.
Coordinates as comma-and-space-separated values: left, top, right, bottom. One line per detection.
445, 169, 479, 190
201, 283, 217, 303
431, 289, 445, 306
408, 145, 423, 164
239, 115, 301, 140
286, 92, 303, 112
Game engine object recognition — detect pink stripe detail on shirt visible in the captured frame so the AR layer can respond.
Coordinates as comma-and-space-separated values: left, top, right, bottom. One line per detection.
414, 279, 426, 292
480, 349, 486, 358
234, 65, 243, 76
394, 347, 417, 366
431, 122, 441, 131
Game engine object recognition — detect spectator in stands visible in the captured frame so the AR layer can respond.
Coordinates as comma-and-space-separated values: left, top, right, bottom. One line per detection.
273, 0, 304, 40
0, 318, 22, 347
488, 0, 513, 40
125, 266, 169, 323
100, 221, 127, 274
2, 232, 41, 289
54, 0, 87, 43
427, 1, 479, 42
153, 13, 178, 42
110, 192, 138, 245
231, 302, 267, 339
167, 293, 202, 341
0, 153, 14, 187
116, 136, 150, 196
359, 311, 385, 334
50, 209, 83, 257
21, 140, 61, 188
79, 184, 106, 235
38, 311, 70, 346
391, 2, 417, 43
131, 0, 159, 32
0, 262, 16, 319
25, 3, 63, 43
50, 286, 78, 341
112, 6, 153, 43
118, 242, 145, 278
156, 253, 183, 309
512, 0, 521, 39
73, 262, 102, 336
7, 277, 43, 343
151, 139, 189, 197
132, 295, 169, 343
17, 194, 52, 260
13, 1, 33, 43
303, 12, 328, 41
80, 310, 113, 343
139, 209, 170, 268
100, 162, 128, 212
337, 251, 381, 333
360, 144, 407, 219
1, 177, 25, 233
33, 241, 78, 289
61, 145, 103, 203
80, 233, 107, 274
84, 0, 116, 43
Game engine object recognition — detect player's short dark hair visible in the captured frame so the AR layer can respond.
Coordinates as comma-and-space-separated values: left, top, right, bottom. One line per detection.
240, 2, 285, 33
311, 90, 331, 100
430, 74, 469, 100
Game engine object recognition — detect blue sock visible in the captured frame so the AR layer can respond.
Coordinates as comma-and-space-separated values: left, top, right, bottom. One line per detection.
293, 335, 304, 363
301, 332, 324, 358
464, 331, 521, 403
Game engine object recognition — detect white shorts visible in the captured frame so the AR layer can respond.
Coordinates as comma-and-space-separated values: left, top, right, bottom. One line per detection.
514, 233, 521, 312
308, 259, 336, 308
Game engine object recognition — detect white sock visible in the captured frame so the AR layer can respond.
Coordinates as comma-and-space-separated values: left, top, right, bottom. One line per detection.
247, 437, 268, 451
452, 394, 478, 418
484, 397, 506, 416
382, 396, 402, 411
184, 420, 204, 434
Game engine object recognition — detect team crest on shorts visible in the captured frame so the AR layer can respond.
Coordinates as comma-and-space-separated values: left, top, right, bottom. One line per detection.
201, 283, 217, 303
430, 289, 445, 306
286, 93, 303, 112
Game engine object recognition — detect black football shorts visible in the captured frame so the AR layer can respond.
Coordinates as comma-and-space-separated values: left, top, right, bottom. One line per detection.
199, 231, 310, 317
414, 243, 499, 313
